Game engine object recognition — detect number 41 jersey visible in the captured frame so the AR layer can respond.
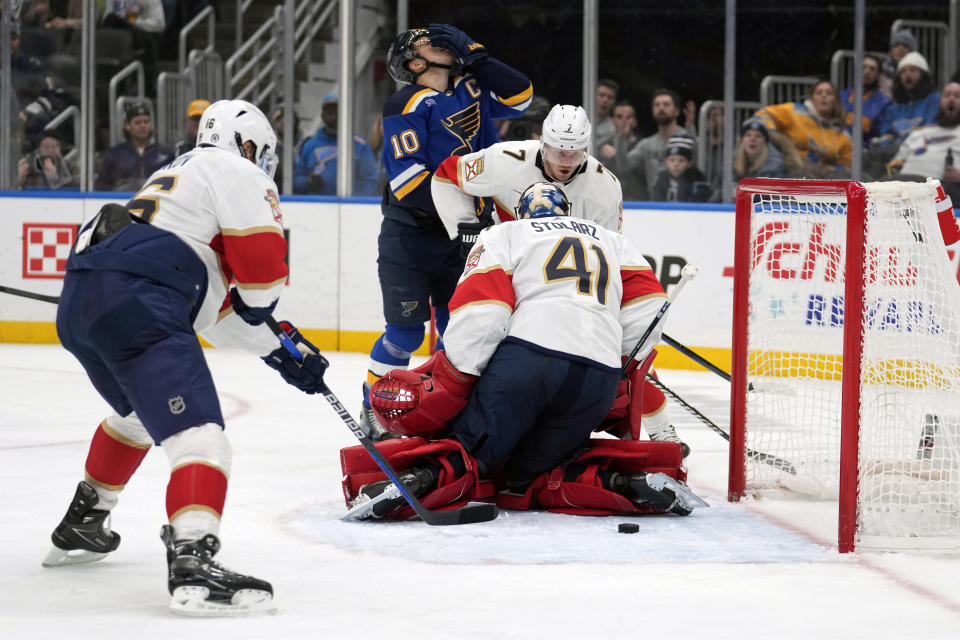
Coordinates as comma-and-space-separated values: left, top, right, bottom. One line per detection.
443, 216, 666, 376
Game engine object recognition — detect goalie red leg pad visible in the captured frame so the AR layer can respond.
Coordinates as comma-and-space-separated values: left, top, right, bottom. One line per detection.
84, 420, 151, 490
497, 438, 685, 515
599, 350, 658, 440
340, 438, 494, 518
166, 462, 228, 521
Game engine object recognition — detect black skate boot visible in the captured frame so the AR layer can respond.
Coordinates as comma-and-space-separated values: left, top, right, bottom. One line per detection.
42, 481, 121, 567
343, 466, 436, 521
610, 472, 709, 516
160, 525, 275, 616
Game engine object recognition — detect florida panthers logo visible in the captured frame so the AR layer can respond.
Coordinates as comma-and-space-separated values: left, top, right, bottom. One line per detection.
464, 245, 485, 274
443, 102, 482, 156
264, 189, 282, 222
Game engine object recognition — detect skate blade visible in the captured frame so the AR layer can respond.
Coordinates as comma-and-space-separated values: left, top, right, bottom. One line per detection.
169, 586, 277, 617
341, 483, 402, 521
646, 473, 710, 510
42, 546, 108, 568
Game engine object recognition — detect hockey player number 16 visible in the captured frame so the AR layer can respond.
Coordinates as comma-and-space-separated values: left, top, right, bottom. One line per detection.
127, 175, 178, 223
544, 236, 610, 305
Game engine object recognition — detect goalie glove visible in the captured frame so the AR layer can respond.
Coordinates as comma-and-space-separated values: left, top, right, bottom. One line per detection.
262, 321, 329, 394
428, 23, 488, 67
369, 350, 477, 438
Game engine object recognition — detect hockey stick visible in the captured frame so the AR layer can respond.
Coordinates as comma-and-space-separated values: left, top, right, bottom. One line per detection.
644, 374, 798, 475
265, 317, 498, 526
0, 285, 60, 304
621, 264, 699, 378
660, 333, 731, 382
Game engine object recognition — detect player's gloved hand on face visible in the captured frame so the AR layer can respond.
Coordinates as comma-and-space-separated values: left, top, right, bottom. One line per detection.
457, 219, 492, 259
262, 321, 329, 394
230, 287, 278, 326
428, 23, 487, 66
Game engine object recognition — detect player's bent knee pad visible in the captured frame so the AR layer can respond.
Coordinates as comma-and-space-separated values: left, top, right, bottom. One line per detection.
383, 323, 425, 357
161, 423, 233, 477
105, 411, 154, 446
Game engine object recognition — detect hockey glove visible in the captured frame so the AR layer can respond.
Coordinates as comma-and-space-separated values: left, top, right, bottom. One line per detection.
428, 23, 488, 66
230, 287, 278, 326
262, 321, 329, 394
457, 219, 492, 259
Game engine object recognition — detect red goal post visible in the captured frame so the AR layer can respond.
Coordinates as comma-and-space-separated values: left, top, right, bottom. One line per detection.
729, 178, 960, 553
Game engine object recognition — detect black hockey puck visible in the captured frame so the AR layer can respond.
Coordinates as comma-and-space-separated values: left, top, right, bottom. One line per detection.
618, 522, 639, 534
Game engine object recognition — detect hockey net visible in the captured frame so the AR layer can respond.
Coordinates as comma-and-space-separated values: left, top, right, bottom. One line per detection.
729, 178, 960, 553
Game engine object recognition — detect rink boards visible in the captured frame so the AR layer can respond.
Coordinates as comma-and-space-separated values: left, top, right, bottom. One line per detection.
3, 192, 958, 370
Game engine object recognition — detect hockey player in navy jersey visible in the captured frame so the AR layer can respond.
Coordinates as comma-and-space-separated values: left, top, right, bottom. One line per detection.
43, 100, 329, 616
361, 24, 533, 439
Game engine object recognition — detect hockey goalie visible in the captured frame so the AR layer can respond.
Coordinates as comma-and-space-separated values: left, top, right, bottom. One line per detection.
341, 182, 707, 520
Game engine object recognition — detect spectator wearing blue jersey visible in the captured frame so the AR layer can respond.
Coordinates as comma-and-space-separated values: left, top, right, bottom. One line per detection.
294, 93, 380, 196
840, 54, 890, 147
865, 52, 940, 177
870, 52, 940, 148
360, 24, 532, 439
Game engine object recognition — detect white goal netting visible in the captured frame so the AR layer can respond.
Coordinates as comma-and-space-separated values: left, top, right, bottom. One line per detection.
740, 180, 960, 551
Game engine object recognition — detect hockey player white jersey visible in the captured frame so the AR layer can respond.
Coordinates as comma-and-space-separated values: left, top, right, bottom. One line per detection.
443, 215, 665, 376
432, 139, 624, 237
124, 146, 288, 353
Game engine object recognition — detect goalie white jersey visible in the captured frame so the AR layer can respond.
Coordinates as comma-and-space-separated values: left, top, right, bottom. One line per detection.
432, 139, 624, 237
443, 215, 666, 376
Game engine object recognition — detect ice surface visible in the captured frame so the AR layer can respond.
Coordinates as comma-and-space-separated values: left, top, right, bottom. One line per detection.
1, 345, 957, 638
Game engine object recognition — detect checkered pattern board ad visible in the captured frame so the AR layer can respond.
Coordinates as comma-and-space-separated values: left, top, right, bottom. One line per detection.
22, 223, 76, 279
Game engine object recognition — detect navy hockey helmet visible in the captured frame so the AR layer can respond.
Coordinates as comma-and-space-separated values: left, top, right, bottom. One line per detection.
386, 27, 459, 85
516, 182, 571, 219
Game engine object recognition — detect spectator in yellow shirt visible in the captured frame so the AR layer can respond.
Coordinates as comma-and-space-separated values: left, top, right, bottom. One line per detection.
754, 80, 852, 178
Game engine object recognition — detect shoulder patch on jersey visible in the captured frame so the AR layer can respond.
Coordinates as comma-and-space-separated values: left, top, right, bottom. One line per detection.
264, 189, 282, 222
464, 245, 485, 274
463, 157, 484, 181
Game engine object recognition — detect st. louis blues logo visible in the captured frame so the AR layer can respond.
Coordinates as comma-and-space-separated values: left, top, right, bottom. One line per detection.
443, 102, 482, 156
400, 301, 419, 317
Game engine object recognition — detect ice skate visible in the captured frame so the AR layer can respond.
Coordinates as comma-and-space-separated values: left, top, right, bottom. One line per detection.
161, 525, 276, 617
646, 423, 691, 458
617, 472, 708, 516
343, 466, 435, 521
361, 382, 398, 441
43, 481, 121, 567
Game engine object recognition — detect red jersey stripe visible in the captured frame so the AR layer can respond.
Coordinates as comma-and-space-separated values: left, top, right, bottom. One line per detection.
435, 156, 461, 186
221, 232, 288, 287
449, 268, 516, 313
621, 267, 665, 305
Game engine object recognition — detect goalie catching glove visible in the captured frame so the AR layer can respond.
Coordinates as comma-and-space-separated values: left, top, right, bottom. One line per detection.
369, 350, 477, 438
262, 321, 329, 394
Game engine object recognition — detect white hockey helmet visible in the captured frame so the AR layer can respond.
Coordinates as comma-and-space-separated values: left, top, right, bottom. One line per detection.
540, 104, 591, 173
196, 99, 279, 178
